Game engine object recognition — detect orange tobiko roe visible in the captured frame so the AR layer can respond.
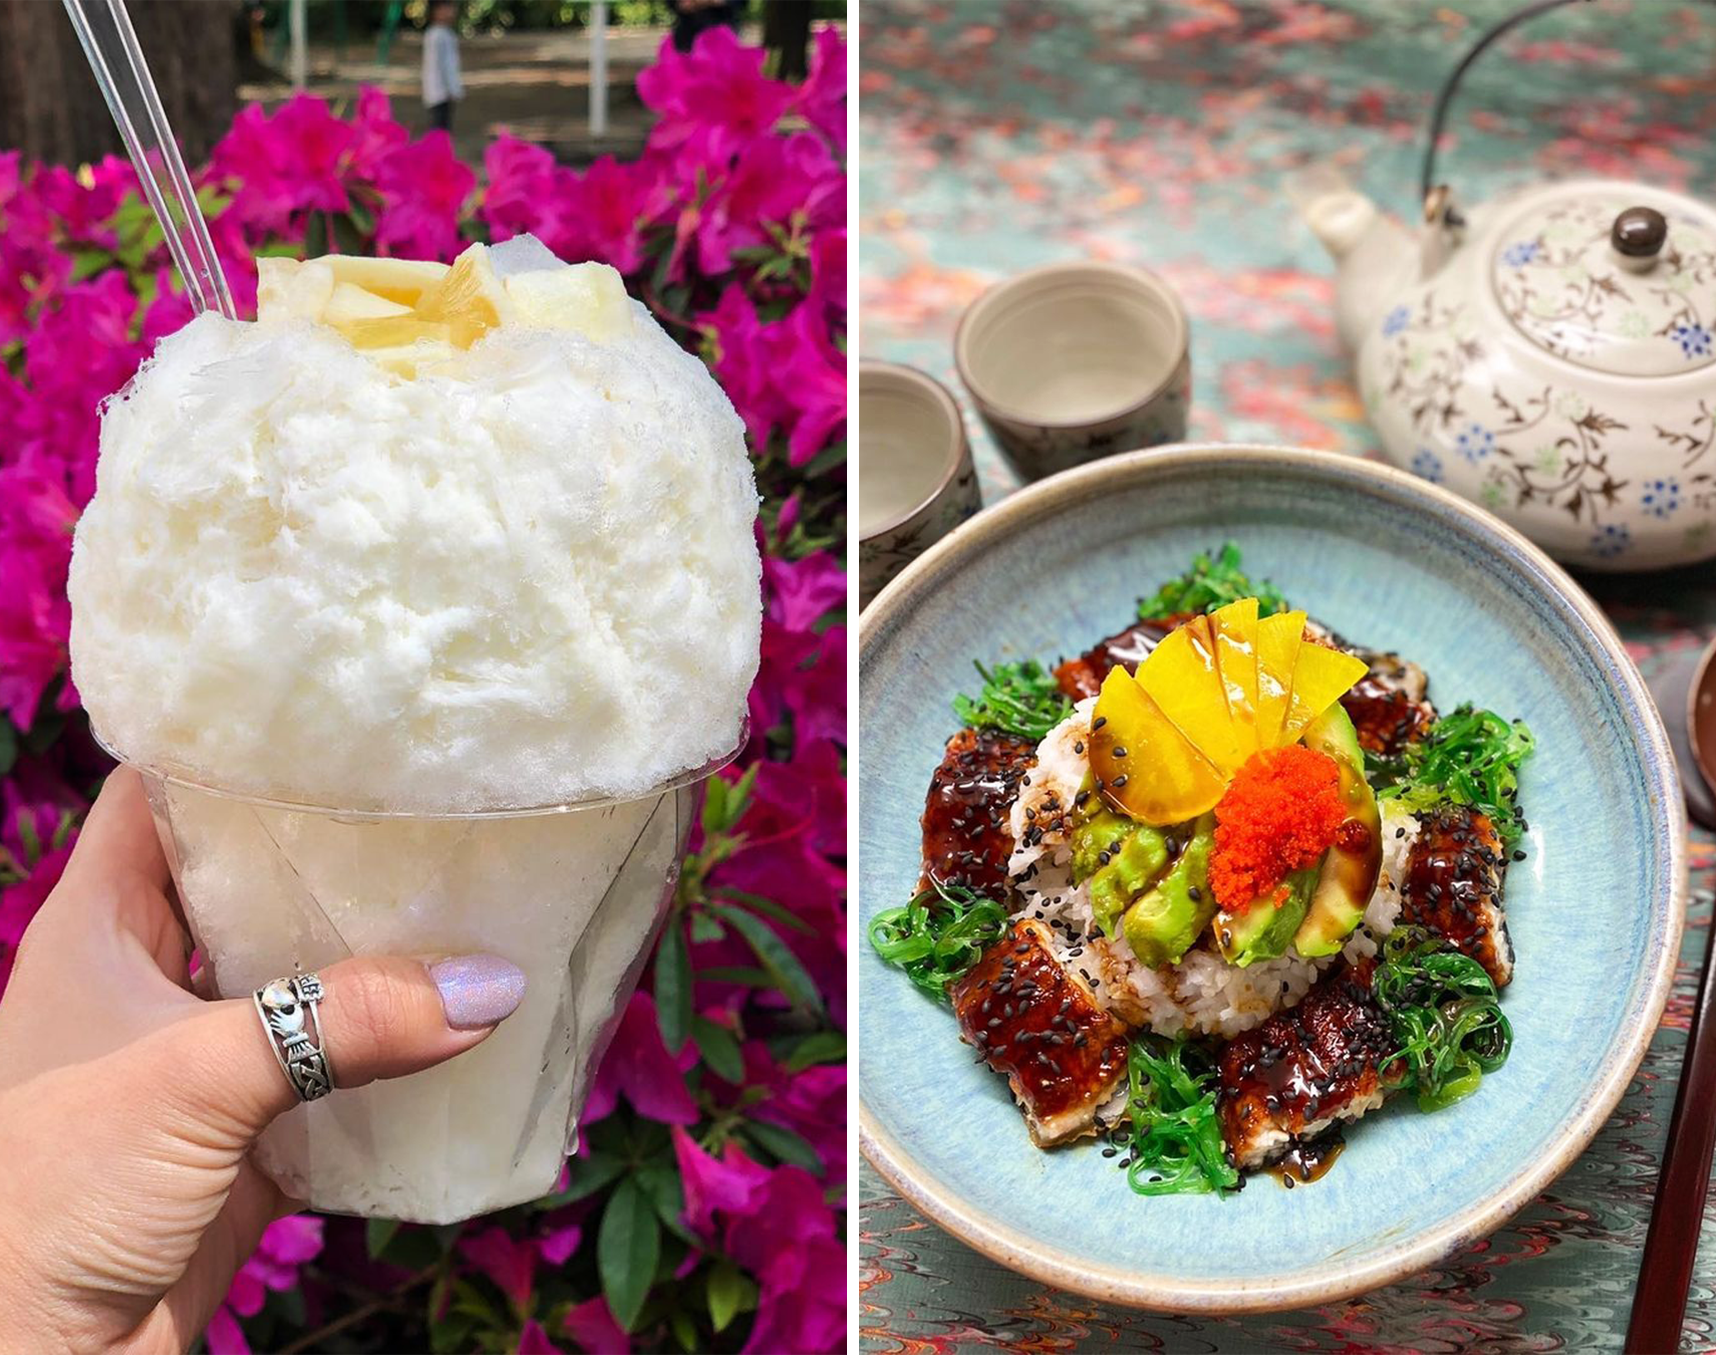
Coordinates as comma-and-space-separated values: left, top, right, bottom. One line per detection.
1208, 745, 1347, 912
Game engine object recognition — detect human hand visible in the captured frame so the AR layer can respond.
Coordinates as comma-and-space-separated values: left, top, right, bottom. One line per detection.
0, 769, 526, 1354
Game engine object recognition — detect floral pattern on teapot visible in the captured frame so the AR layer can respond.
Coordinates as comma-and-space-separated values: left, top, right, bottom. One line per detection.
1489, 196, 1716, 379
1359, 284, 1716, 569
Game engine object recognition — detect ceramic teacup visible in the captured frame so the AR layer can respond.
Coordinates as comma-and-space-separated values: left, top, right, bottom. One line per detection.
954, 261, 1190, 480
858, 360, 980, 609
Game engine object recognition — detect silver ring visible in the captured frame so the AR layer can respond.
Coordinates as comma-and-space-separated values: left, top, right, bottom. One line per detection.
253, 972, 334, 1102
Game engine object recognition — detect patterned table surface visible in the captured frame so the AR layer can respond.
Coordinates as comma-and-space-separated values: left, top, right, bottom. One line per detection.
856, 2, 1716, 1349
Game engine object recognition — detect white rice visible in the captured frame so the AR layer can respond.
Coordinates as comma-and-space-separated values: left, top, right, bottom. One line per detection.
1003, 706, 1421, 1040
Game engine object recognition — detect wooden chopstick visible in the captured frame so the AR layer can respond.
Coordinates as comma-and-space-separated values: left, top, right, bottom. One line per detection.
1625, 922, 1715, 1354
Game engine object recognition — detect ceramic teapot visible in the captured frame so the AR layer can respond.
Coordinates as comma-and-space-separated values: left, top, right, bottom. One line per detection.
1294, 2, 1714, 572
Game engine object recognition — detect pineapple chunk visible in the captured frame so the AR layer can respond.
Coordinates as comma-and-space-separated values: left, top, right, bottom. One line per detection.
256, 257, 334, 324
321, 254, 449, 307
504, 262, 635, 342
364, 342, 458, 378
416, 243, 514, 348
1091, 667, 1227, 826
323, 281, 413, 325
335, 315, 457, 377
1253, 609, 1306, 747
338, 315, 454, 349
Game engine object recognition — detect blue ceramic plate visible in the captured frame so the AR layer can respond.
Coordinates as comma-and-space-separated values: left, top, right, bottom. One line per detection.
857, 446, 1686, 1313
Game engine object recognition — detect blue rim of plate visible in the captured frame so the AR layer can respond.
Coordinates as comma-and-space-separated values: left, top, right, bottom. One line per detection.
857, 443, 1687, 1314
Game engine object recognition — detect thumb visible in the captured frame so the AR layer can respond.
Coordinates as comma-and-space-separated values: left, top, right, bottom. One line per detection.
157, 952, 526, 1142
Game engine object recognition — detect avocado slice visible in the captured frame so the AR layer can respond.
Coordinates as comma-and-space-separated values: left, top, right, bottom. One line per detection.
1292, 703, 1383, 957
1071, 810, 1170, 937
1213, 864, 1319, 966
1121, 817, 1216, 967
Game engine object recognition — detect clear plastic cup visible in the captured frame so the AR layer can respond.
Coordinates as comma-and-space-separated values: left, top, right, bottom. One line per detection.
125, 742, 737, 1224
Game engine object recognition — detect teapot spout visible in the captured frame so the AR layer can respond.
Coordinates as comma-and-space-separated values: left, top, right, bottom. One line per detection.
1288, 165, 1420, 353
1287, 164, 1381, 261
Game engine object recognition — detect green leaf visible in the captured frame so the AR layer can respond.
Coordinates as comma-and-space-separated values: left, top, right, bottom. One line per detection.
536, 1150, 627, 1207
695, 965, 776, 988
598, 1178, 661, 1331
710, 903, 824, 1014
707, 1260, 757, 1333
785, 1030, 846, 1071
689, 911, 725, 944
692, 1015, 744, 1083
365, 1217, 401, 1258
0, 720, 16, 778
635, 1163, 693, 1241
655, 922, 692, 1053
69, 249, 113, 282
717, 888, 816, 934
671, 1308, 699, 1351
331, 210, 367, 255
16, 812, 40, 867
740, 1119, 823, 1175
800, 438, 847, 479
304, 211, 328, 259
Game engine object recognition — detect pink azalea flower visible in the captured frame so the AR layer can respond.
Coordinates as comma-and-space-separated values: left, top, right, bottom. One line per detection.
809, 226, 846, 315
372, 132, 475, 261
699, 283, 781, 450
207, 1216, 325, 1354
141, 267, 196, 347
637, 29, 793, 163
518, 1320, 565, 1354
740, 1048, 846, 1186
482, 134, 572, 252
761, 550, 845, 632
348, 86, 410, 180
562, 1295, 632, 1354
461, 1224, 538, 1310
796, 27, 848, 154
559, 155, 652, 274
538, 1221, 583, 1266
671, 1127, 772, 1233
683, 131, 839, 280
778, 298, 846, 466
583, 991, 699, 1125
0, 840, 72, 993
30, 157, 132, 247
210, 95, 355, 236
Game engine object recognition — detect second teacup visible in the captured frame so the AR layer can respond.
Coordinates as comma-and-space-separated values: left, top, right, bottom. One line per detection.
858, 360, 980, 609
954, 261, 1190, 480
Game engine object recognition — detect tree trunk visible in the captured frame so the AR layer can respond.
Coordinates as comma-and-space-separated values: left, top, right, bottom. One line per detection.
0, 0, 238, 169
762, 0, 812, 83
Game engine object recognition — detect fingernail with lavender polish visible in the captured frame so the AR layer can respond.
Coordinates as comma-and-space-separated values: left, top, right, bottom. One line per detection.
430, 954, 527, 1030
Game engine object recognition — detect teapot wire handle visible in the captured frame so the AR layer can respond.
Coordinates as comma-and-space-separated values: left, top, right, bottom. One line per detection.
1418, 0, 1591, 219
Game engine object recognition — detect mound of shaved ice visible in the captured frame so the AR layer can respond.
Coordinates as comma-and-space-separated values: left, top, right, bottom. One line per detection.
68, 263, 761, 813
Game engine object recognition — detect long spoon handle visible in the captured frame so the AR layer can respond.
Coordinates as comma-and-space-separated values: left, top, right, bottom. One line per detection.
61, 0, 236, 318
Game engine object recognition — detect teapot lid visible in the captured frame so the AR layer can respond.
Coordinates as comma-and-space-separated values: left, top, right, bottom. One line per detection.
1490, 183, 1715, 378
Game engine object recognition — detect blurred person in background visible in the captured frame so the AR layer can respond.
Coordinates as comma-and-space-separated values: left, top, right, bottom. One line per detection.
422, 0, 463, 133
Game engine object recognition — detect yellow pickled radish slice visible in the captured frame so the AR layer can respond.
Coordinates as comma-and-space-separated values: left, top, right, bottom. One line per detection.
1281, 639, 1369, 742
1091, 667, 1227, 825
416, 242, 514, 348
323, 281, 413, 325
1210, 598, 1259, 736
321, 254, 448, 307
1253, 609, 1306, 747
1137, 614, 1252, 774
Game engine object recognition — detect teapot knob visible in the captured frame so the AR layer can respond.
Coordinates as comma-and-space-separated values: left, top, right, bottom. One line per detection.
1611, 206, 1668, 272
